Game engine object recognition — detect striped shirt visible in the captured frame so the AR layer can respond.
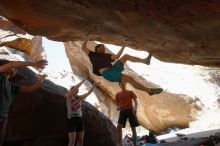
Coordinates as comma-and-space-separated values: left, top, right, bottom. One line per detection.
66, 95, 82, 118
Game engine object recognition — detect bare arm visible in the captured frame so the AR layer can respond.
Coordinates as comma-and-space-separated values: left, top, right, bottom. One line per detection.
132, 92, 138, 114
19, 74, 46, 92
78, 82, 99, 100
115, 94, 120, 110
81, 40, 90, 55
133, 98, 138, 111
111, 44, 126, 60
0, 60, 48, 73
66, 78, 86, 100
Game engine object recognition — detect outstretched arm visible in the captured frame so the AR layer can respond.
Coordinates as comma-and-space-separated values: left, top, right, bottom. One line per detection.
133, 98, 138, 112
81, 39, 90, 55
19, 74, 47, 92
111, 44, 126, 60
78, 82, 100, 100
132, 93, 138, 114
115, 94, 120, 111
66, 78, 86, 100
0, 60, 48, 73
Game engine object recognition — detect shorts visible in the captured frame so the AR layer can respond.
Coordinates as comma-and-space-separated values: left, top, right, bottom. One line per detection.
67, 117, 84, 133
118, 109, 139, 128
0, 117, 7, 132
102, 60, 124, 82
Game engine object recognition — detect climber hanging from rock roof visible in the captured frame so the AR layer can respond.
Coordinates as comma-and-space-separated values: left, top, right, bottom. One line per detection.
81, 39, 163, 96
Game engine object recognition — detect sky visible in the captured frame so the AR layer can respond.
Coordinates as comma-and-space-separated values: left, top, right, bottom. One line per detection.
42, 37, 72, 72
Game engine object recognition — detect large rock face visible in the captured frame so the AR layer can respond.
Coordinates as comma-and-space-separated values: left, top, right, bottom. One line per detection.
64, 41, 198, 133
0, 0, 220, 66
1, 18, 218, 134
0, 17, 45, 61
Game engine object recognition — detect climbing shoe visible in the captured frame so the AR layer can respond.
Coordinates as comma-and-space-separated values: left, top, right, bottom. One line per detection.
148, 88, 163, 96
146, 53, 152, 65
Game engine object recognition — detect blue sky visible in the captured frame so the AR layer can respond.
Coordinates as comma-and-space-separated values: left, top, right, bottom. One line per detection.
42, 37, 72, 72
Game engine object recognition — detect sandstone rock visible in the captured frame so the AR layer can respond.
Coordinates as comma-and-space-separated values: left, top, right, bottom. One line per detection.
64, 41, 198, 133
0, 18, 45, 61
0, 0, 220, 66
1, 17, 218, 135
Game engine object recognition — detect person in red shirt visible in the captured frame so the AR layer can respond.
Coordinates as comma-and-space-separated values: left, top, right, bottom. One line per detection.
116, 82, 139, 146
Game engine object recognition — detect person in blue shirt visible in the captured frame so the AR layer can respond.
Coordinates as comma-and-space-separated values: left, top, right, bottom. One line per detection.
0, 59, 48, 146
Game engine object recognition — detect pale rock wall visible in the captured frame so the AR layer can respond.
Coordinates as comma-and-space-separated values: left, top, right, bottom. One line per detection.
0, 15, 211, 134
64, 41, 199, 133
0, 0, 220, 66
0, 18, 45, 61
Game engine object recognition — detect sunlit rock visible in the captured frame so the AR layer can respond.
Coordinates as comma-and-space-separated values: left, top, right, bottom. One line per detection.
0, 1, 220, 66
64, 41, 199, 133
0, 18, 45, 61
1, 17, 219, 134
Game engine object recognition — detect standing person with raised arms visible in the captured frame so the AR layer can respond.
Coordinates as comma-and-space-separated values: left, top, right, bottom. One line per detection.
0, 59, 48, 146
66, 77, 99, 146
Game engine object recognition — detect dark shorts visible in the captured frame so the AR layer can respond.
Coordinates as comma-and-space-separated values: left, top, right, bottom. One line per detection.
0, 117, 7, 132
102, 60, 124, 82
67, 117, 84, 133
118, 109, 139, 128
